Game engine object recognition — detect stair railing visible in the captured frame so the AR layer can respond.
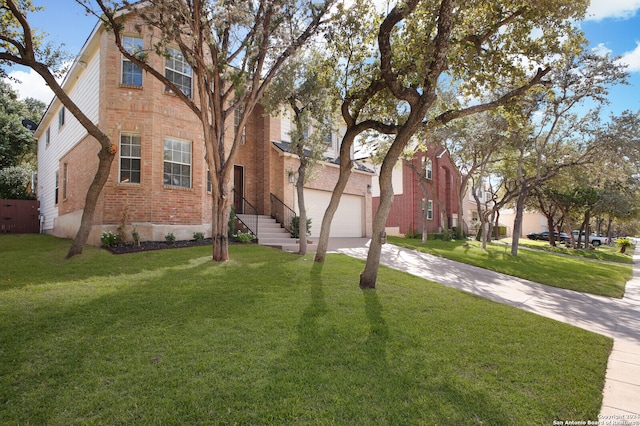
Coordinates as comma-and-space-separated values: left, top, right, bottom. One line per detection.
233, 189, 258, 239
270, 193, 296, 235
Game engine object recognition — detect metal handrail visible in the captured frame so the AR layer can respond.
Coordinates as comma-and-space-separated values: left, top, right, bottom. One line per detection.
233, 189, 258, 238
270, 193, 296, 235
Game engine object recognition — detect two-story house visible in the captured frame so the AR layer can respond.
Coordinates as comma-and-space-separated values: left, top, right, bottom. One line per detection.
35, 13, 372, 246
370, 146, 461, 237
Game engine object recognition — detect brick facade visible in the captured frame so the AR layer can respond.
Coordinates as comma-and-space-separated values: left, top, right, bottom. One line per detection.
373, 148, 460, 236
48, 15, 372, 245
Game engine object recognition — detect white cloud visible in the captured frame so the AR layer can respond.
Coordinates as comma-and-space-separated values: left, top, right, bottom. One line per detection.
591, 42, 614, 57
618, 41, 640, 72
4, 68, 53, 104
585, 0, 640, 21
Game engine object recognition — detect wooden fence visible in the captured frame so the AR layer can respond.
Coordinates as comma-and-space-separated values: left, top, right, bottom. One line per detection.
0, 199, 40, 234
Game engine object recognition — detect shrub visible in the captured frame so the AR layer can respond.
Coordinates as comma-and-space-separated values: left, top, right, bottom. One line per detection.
616, 237, 632, 254
404, 225, 420, 239
290, 216, 311, 238
100, 231, 118, 247
165, 233, 176, 244
193, 232, 205, 241
234, 231, 254, 243
0, 164, 36, 200
228, 206, 236, 237
131, 228, 140, 246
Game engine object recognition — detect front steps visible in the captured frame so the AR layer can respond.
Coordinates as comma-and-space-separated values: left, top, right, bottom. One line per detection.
236, 214, 317, 253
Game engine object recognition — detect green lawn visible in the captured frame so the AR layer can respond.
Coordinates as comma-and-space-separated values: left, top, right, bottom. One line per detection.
388, 236, 631, 298
515, 238, 634, 264
1, 234, 611, 424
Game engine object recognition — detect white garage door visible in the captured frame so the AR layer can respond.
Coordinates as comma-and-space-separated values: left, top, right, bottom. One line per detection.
303, 189, 363, 237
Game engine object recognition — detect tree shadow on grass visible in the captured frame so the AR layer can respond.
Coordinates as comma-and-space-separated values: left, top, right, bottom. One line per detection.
261, 261, 515, 424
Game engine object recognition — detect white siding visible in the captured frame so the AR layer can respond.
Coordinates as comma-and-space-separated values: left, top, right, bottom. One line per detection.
37, 49, 100, 231
280, 116, 292, 142
370, 161, 403, 197
278, 115, 348, 160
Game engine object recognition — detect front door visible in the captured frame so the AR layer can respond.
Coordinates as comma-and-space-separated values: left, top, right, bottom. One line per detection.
234, 165, 244, 214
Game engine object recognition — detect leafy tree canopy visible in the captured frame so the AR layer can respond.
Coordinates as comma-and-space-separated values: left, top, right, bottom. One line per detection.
0, 80, 44, 169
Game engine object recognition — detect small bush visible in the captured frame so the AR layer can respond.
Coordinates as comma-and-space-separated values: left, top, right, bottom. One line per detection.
290, 216, 311, 238
234, 231, 254, 243
131, 228, 140, 246
616, 237, 632, 253
228, 206, 236, 237
193, 232, 205, 241
165, 233, 176, 244
404, 225, 420, 239
100, 231, 118, 247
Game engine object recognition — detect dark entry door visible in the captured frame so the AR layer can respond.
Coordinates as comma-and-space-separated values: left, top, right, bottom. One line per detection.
234, 165, 244, 214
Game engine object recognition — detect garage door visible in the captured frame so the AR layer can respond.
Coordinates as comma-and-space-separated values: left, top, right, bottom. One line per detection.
303, 189, 363, 237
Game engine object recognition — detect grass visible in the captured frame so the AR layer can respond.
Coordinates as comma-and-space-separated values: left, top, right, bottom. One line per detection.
388, 236, 631, 298
515, 238, 634, 264
1, 234, 612, 424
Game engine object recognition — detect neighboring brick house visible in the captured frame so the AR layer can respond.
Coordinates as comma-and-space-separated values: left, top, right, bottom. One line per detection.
35, 15, 372, 246
370, 146, 461, 236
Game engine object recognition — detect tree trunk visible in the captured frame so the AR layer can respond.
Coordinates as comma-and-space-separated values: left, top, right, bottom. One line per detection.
360, 167, 393, 289
297, 161, 308, 255
457, 174, 470, 239
416, 172, 430, 244
66, 146, 115, 258
314, 130, 356, 262
486, 210, 494, 243
510, 192, 526, 256
545, 213, 555, 247
421, 206, 428, 245
211, 172, 233, 262
359, 139, 403, 289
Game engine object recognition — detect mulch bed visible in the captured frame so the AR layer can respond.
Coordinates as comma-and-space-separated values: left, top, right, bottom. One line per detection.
105, 238, 214, 254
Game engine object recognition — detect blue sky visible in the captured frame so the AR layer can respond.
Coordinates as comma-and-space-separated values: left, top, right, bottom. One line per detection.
5, 0, 640, 118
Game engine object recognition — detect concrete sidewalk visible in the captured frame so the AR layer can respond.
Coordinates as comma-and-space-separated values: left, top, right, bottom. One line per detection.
331, 240, 640, 416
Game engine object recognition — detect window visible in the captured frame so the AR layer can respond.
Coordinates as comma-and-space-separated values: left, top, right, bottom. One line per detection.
63, 163, 68, 200
122, 36, 143, 86
55, 171, 59, 204
421, 157, 432, 180
163, 138, 191, 188
234, 106, 245, 144
422, 198, 433, 220
58, 107, 65, 129
165, 47, 192, 97
45, 127, 50, 146
325, 130, 333, 145
120, 133, 141, 183
207, 169, 212, 193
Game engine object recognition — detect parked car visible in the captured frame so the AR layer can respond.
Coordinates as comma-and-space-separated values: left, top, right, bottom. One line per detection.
526, 231, 571, 243
571, 231, 609, 246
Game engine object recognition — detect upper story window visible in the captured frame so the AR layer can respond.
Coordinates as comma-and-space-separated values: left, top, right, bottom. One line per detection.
325, 130, 333, 145
122, 36, 143, 86
163, 138, 192, 188
120, 133, 141, 184
45, 127, 50, 146
165, 47, 192, 98
58, 107, 65, 130
421, 157, 432, 180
